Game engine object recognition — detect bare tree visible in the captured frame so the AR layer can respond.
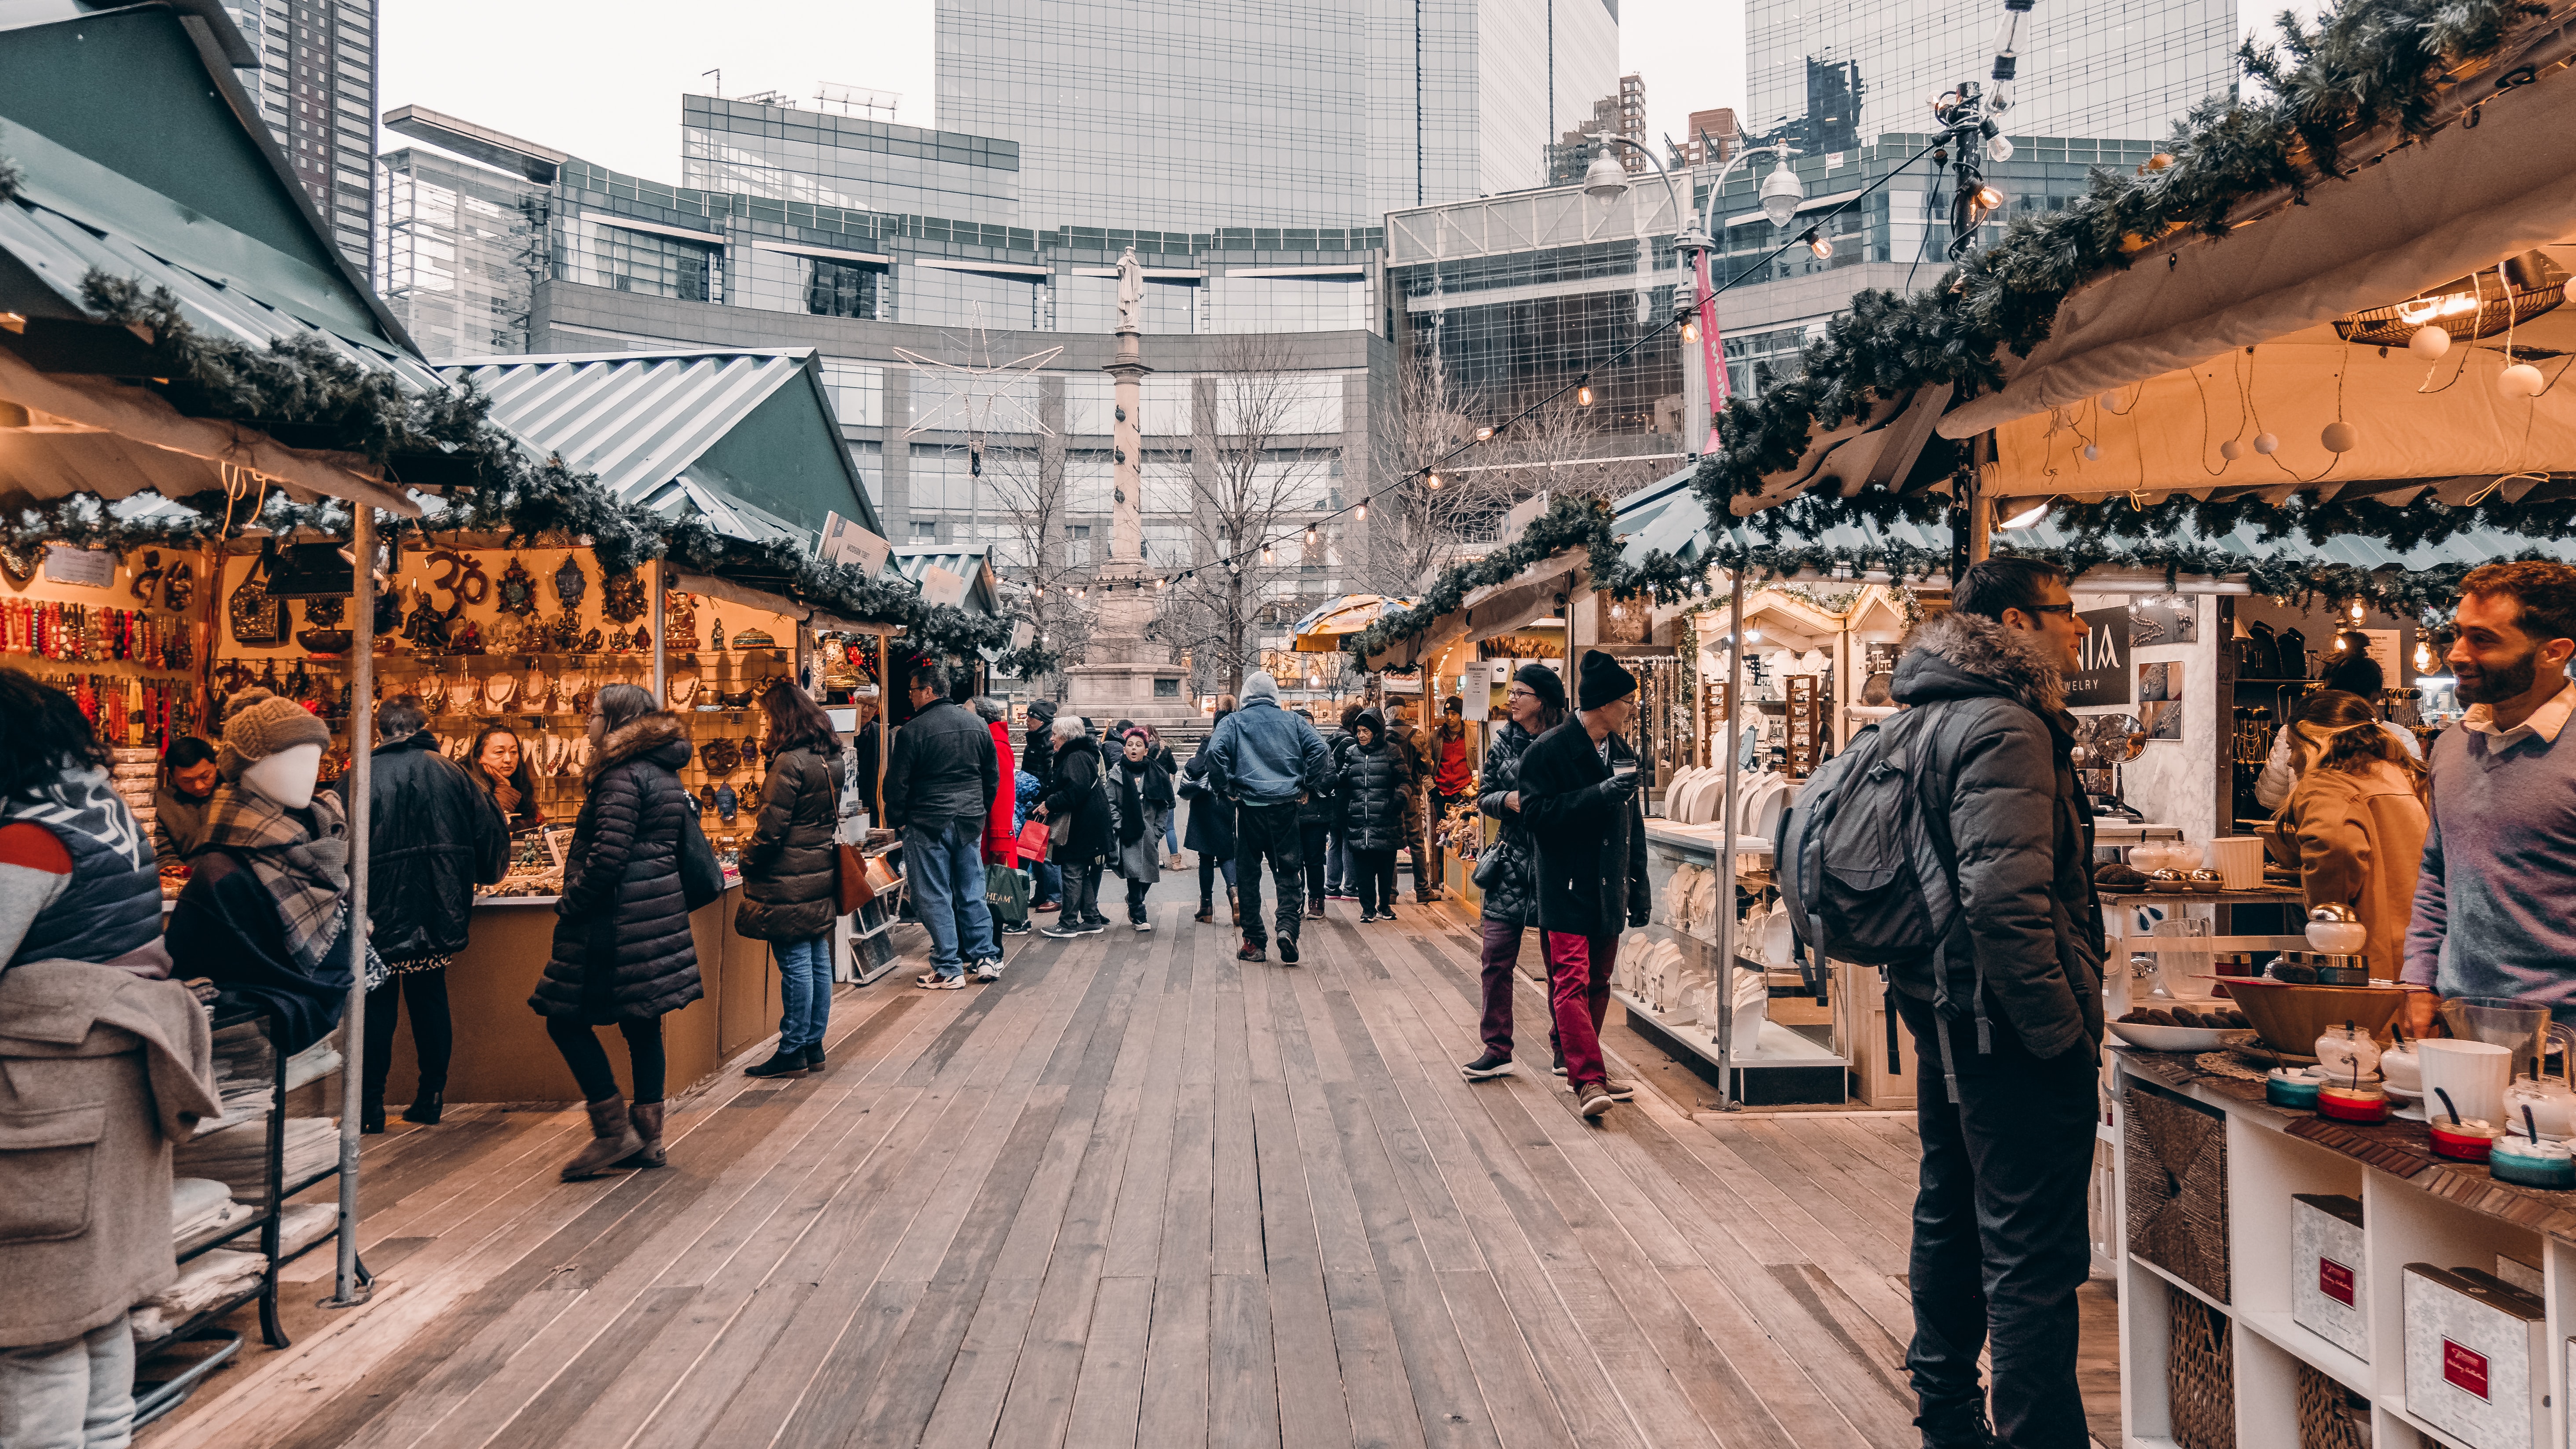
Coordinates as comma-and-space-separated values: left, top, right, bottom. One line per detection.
1150, 334, 1338, 695
974, 435, 1094, 691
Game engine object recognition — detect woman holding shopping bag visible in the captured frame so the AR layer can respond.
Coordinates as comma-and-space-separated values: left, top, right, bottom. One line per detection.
1108, 727, 1174, 931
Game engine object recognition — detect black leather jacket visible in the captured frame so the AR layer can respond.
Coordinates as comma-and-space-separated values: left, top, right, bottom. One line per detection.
337, 731, 507, 960
1475, 721, 1542, 928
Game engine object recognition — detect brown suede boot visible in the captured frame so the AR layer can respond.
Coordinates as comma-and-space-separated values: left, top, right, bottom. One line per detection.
561, 1095, 644, 1181
1227, 886, 1240, 925
617, 1101, 668, 1170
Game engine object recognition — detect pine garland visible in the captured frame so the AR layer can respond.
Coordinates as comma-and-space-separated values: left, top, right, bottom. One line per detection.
4, 271, 1044, 670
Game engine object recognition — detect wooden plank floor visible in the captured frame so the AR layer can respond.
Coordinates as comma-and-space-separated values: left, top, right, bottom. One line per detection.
141, 877, 2100, 1449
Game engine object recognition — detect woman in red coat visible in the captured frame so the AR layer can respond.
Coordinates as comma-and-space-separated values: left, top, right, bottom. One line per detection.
974, 697, 1018, 867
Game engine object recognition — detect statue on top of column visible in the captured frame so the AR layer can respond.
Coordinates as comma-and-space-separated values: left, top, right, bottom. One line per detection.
1114, 245, 1144, 334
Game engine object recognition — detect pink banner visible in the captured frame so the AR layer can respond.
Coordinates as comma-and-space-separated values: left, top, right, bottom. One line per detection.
1695, 248, 1728, 453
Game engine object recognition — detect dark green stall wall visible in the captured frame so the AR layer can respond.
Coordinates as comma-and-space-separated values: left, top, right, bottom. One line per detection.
0, 9, 369, 320
690, 374, 876, 536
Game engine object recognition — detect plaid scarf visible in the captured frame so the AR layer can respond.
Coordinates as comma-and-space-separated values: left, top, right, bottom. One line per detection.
201, 783, 351, 973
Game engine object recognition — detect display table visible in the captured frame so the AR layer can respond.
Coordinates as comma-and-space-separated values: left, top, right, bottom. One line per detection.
2110, 1044, 2576, 1449
372, 882, 782, 1104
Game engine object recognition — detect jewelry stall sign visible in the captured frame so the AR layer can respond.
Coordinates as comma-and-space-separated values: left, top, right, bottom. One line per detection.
2064, 606, 2133, 708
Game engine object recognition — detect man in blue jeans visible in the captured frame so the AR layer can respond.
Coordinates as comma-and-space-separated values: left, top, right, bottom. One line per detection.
1200, 671, 1329, 963
884, 662, 1002, 987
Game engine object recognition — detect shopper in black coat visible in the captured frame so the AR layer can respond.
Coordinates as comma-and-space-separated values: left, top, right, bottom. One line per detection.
1182, 709, 1239, 923
1458, 664, 1567, 1082
338, 694, 507, 1132
530, 685, 701, 1181
1037, 719, 1113, 933
1516, 651, 1651, 1115
739, 682, 846, 1080
1294, 706, 1339, 918
1021, 700, 1061, 910
1332, 708, 1413, 919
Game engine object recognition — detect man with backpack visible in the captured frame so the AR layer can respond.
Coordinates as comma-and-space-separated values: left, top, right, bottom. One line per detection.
1517, 650, 1651, 1119
1787, 557, 2099, 1449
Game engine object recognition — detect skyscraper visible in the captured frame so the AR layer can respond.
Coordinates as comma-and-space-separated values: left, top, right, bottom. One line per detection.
933, 0, 1619, 232
1745, 0, 2238, 147
222, 0, 377, 276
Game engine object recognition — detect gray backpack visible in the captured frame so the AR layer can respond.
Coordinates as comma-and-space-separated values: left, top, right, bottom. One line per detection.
1774, 701, 1985, 1090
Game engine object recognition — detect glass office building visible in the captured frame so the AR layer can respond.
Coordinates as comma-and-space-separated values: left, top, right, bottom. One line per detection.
378, 103, 1389, 630
1390, 132, 2167, 457
934, 0, 1620, 231
222, 0, 377, 276
1746, 0, 2238, 147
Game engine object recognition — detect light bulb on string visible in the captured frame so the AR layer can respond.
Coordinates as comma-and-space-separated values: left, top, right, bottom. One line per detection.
2411, 324, 2451, 359
1355, 500, 1368, 520
1576, 384, 1595, 407
1305, 523, 1318, 546
1260, 543, 1274, 565
2501, 362, 2546, 398
1427, 472, 1442, 491
1681, 317, 1699, 343
1475, 426, 1494, 441
2350, 598, 2366, 623
2415, 639, 2434, 671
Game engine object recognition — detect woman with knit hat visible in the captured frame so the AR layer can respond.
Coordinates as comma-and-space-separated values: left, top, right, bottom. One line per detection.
529, 683, 702, 1180
1513, 650, 1652, 1118
1457, 664, 1566, 1081
166, 688, 361, 1053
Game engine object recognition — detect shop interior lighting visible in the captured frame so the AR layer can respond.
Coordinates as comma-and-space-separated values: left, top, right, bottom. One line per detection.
1998, 499, 2052, 529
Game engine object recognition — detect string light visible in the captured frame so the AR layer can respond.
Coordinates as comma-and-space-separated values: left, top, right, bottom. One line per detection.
1681, 316, 1698, 343
1427, 472, 1442, 490
1576, 383, 1595, 407
2415, 638, 2434, 671
1261, 543, 1274, 564
2350, 598, 2366, 623
1802, 227, 1832, 260
1355, 500, 1368, 520
1306, 522, 1318, 545
1475, 426, 1494, 441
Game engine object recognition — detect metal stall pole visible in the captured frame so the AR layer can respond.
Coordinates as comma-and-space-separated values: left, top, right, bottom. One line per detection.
651, 559, 667, 702
1711, 564, 1747, 1112
323, 504, 375, 1308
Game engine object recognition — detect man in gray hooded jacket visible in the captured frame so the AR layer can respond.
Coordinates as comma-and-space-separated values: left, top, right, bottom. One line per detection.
1887, 556, 2103, 1449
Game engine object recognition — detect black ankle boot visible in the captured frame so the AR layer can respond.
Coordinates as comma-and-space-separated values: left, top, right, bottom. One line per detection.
1914, 1402, 1999, 1449
360, 1097, 386, 1134
403, 1089, 443, 1126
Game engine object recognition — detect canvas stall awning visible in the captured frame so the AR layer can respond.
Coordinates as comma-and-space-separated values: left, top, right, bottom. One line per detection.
1933, 14, 2576, 500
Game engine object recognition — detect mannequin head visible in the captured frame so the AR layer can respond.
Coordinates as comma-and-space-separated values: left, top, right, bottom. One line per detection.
240, 743, 323, 810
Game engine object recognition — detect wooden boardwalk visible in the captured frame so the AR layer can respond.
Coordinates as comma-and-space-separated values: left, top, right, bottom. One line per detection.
145, 884, 1979, 1449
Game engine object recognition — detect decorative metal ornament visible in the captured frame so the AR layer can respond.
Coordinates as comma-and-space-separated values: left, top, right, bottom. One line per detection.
580, 627, 603, 652
664, 592, 699, 651
304, 594, 345, 627
496, 556, 540, 617
0, 543, 41, 592
631, 625, 650, 654
161, 560, 194, 613
710, 616, 727, 651
549, 612, 583, 652
606, 626, 631, 653
600, 569, 647, 624
715, 784, 739, 822
553, 554, 587, 611
698, 784, 719, 815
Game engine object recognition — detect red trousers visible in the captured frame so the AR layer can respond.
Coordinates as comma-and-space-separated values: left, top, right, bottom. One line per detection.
1541, 929, 1617, 1088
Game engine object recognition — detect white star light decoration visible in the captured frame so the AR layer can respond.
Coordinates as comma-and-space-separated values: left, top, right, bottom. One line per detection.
895, 313, 1062, 475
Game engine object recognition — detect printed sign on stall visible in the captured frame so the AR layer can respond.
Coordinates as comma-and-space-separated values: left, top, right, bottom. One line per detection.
2064, 607, 2133, 708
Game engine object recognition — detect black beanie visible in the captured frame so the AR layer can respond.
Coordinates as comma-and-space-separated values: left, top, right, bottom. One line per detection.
1514, 663, 1566, 712
1576, 649, 1637, 711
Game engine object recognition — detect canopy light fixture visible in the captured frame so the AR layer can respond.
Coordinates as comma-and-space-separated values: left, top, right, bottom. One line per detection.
1758, 161, 1805, 227
2334, 252, 2567, 348
1999, 499, 2051, 530
1583, 149, 1630, 208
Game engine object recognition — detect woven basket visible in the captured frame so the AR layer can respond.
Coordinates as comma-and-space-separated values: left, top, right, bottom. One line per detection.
2295, 1363, 2369, 1449
2168, 1291, 2235, 1449
2126, 1082, 2231, 1302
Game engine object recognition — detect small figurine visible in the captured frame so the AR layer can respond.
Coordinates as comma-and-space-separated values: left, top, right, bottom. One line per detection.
600, 569, 647, 624
497, 556, 539, 616
553, 554, 587, 612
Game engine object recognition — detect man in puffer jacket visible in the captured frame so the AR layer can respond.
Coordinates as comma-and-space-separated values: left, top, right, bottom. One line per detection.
1884, 557, 2103, 1449
1198, 671, 1328, 963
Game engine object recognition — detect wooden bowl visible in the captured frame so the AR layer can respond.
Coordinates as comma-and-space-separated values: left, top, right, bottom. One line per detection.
2223, 979, 2409, 1056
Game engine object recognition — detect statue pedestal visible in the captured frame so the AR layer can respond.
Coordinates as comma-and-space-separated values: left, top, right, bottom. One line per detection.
1061, 564, 1196, 728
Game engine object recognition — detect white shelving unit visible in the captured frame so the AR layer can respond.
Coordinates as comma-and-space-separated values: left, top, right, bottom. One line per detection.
2113, 1051, 2576, 1449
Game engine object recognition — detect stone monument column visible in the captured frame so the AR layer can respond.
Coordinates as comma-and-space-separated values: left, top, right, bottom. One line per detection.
1061, 247, 1195, 728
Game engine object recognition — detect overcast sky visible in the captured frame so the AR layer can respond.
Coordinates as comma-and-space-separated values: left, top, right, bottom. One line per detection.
378, 0, 1741, 185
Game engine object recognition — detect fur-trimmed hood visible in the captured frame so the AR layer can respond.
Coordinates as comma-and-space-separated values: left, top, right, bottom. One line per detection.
1891, 610, 2068, 717
586, 711, 691, 784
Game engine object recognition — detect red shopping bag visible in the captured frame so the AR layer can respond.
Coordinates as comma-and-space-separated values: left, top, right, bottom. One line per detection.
1015, 818, 1050, 862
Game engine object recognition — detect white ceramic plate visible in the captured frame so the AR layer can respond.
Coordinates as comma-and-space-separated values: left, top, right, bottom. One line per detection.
2108, 1019, 2231, 1052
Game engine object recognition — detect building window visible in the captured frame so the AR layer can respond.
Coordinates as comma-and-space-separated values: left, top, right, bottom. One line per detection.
910, 521, 939, 539
806, 259, 878, 319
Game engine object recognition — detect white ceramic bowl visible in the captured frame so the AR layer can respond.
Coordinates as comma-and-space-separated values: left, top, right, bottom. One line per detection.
2306, 920, 2370, 954
2108, 1019, 2233, 1053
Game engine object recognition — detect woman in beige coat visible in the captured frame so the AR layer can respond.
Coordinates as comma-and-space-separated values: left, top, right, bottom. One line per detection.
2271, 690, 2429, 980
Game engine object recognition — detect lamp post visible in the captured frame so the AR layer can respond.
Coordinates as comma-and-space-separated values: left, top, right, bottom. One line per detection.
1580, 132, 1805, 453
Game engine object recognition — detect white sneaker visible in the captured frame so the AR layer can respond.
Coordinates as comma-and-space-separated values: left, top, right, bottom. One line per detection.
1133, 916, 1154, 932
970, 958, 1003, 982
